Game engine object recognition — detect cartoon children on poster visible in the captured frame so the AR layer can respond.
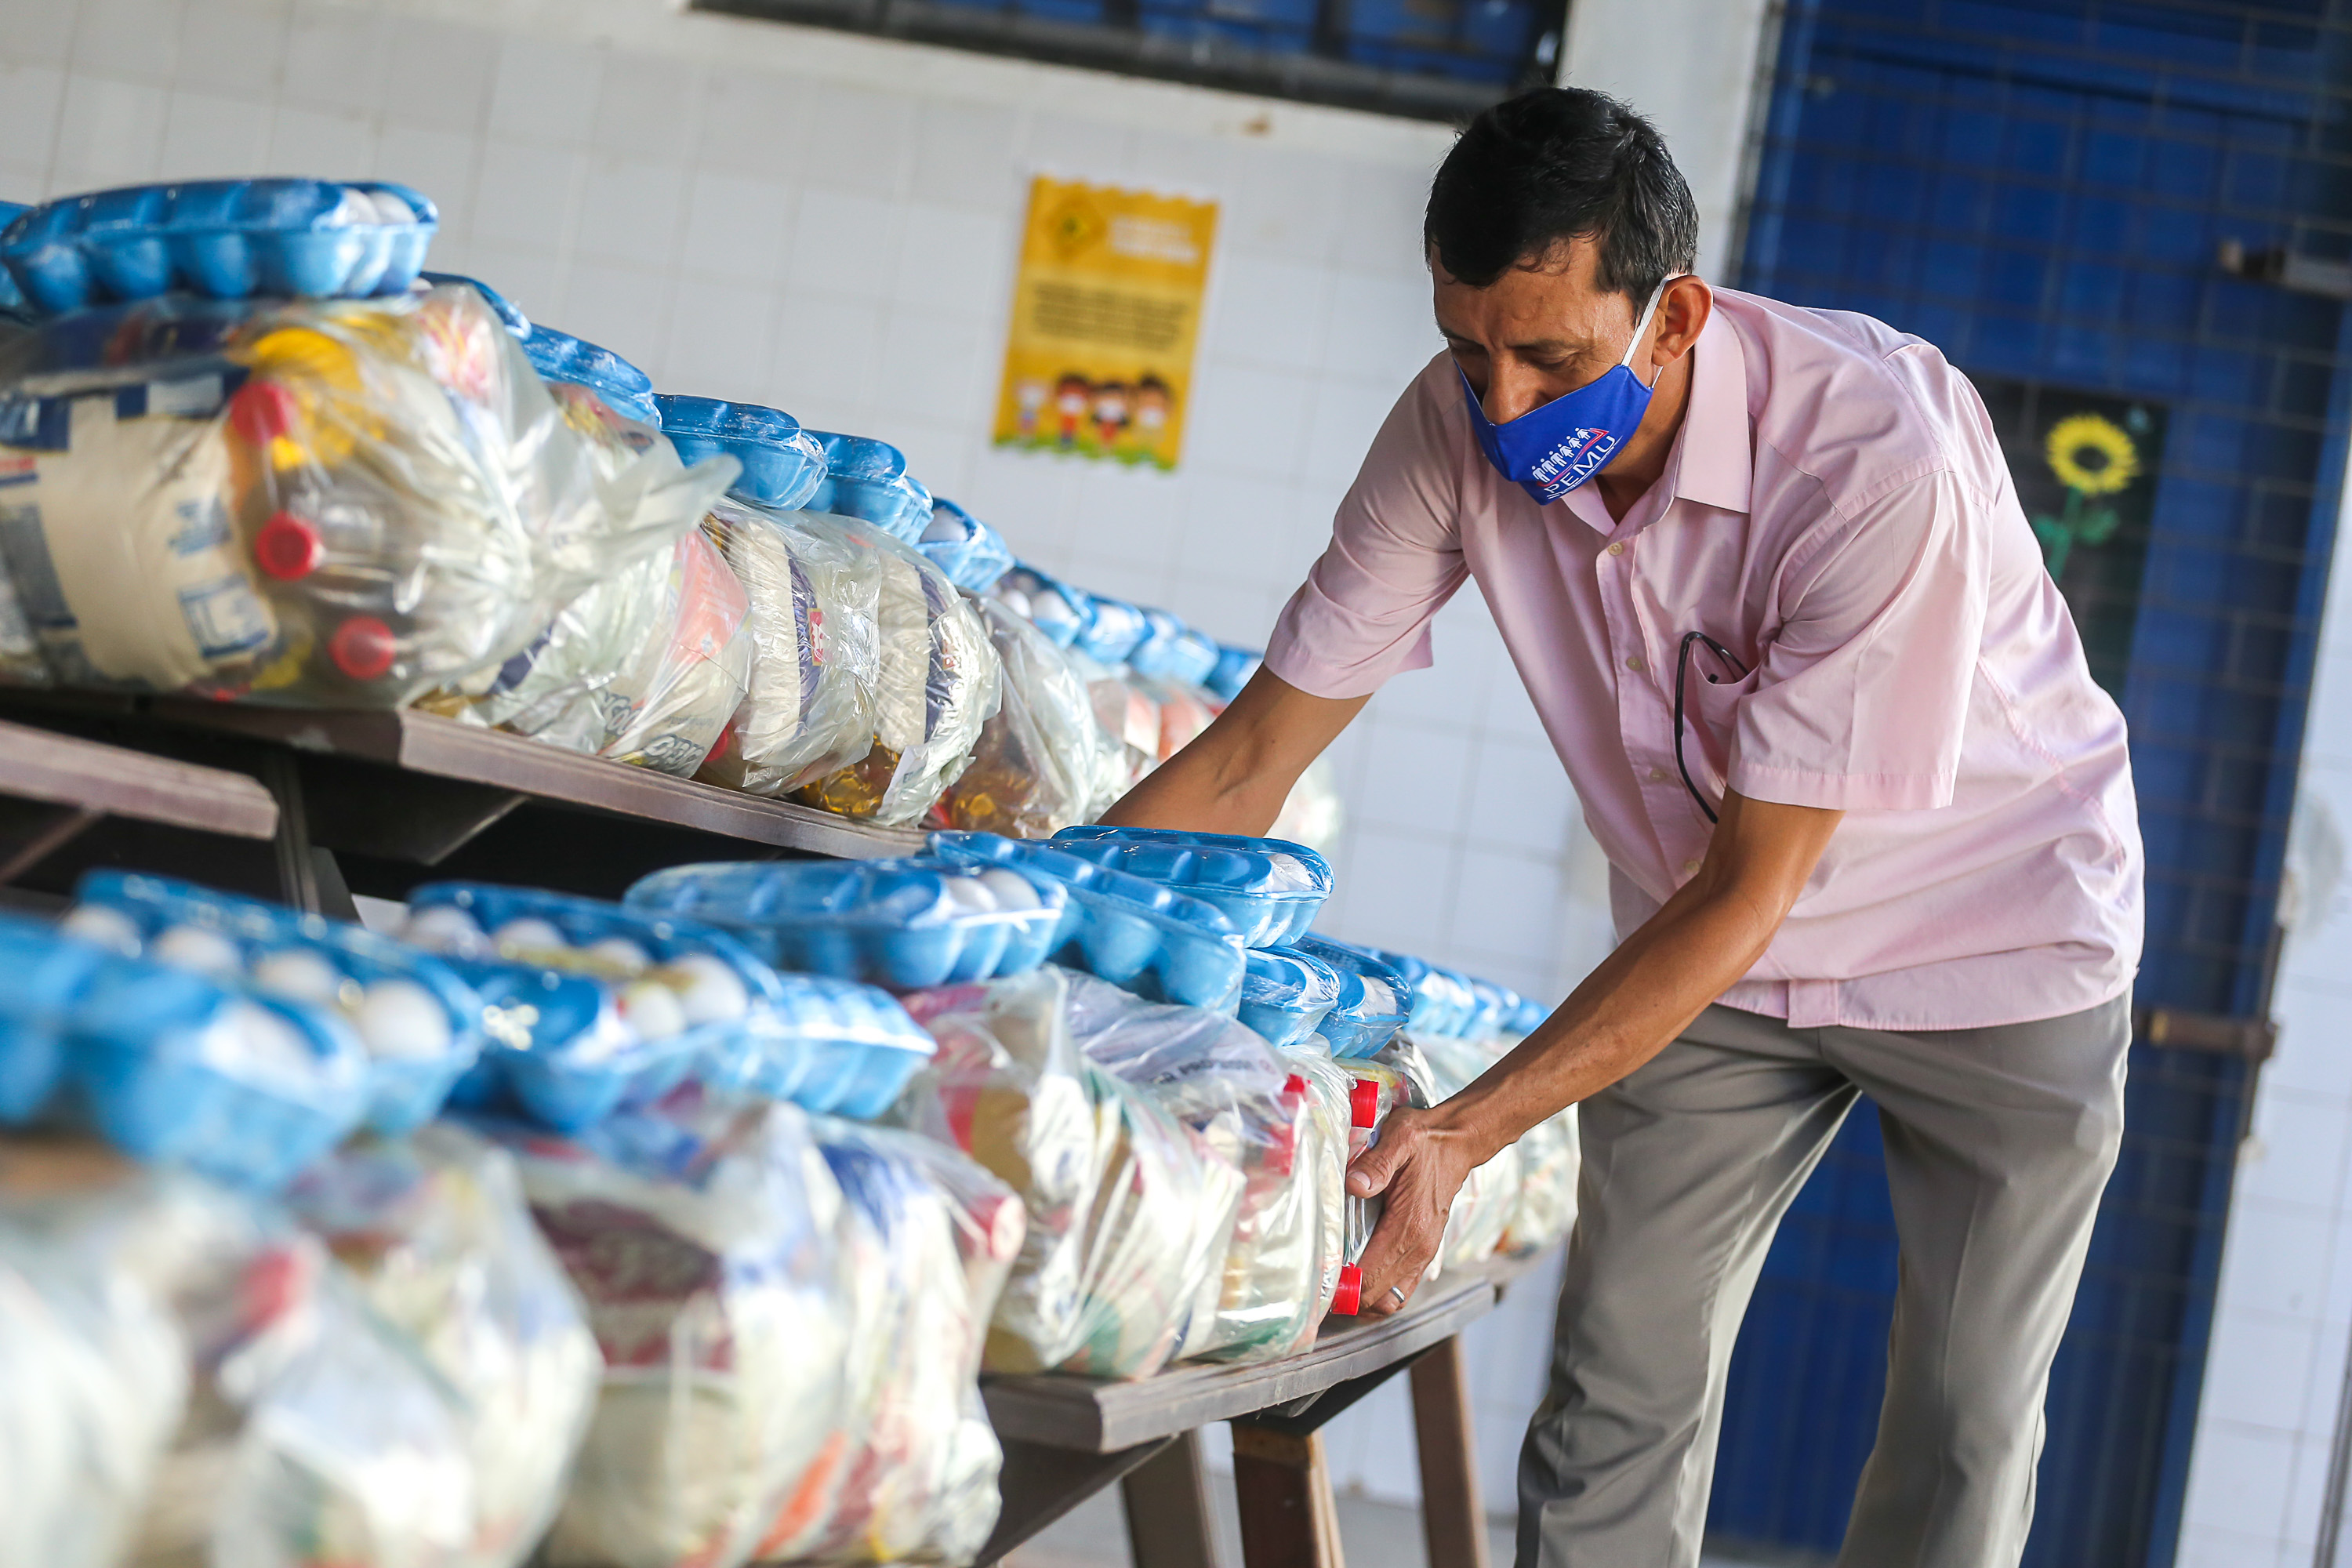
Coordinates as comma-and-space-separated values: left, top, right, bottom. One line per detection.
1007, 368, 1181, 465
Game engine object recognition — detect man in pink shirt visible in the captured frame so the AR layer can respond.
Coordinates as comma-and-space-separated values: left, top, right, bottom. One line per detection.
1105, 88, 2140, 1567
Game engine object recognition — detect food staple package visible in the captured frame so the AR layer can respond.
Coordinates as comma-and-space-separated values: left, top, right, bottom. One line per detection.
794, 510, 1002, 828
771, 1120, 1019, 1566
1138, 673, 1217, 762
0, 1146, 482, 1568
287, 1123, 603, 1568
1270, 1041, 1352, 1323
504, 1098, 850, 1568
895, 967, 1243, 1380
1062, 971, 1333, 1363
1414, 1033, 1525, 1272
60, 869, 483, 1138
1287, 1052, 1407, 1316
0, 284, 710, 705
1501, 1099, 1581, 1258
938, 597, 1104, 838
695, 497, 882, 798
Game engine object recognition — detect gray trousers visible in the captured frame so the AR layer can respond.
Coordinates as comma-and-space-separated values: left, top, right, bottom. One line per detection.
1516, 996, 2130, 1568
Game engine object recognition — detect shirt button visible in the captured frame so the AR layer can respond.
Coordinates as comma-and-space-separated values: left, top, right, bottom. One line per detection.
1682, 858, 1702, 874
1648, 766, 1667, 782
1606, 541, 1625, 557
1625, 655, 1646, 673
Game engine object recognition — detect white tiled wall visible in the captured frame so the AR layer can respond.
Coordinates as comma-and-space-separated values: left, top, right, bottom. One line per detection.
6, 0, 1643, 1523
2177, 470, 2352, 1567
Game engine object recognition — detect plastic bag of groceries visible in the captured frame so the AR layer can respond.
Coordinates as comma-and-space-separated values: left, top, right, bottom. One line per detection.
1272, 1041, 1354, 1322
1062, 644, 1157, 799
895, 968, 1243, 1379
1413, 1033, 1523, 1272
287, 1124, 604, 1568
696, 496, 883, 797
1501, 1101, 1580, 1258
0, 285, 717, 704
430, 384, 740, 765
767, 1120, 1019, 1566
1133, 673, 1216, 763
502, 1095, 850, 1568
1063, 972, 1332, 1363
938, 598, 1103, 838
0, 1142, 481, 1568
1270, 754, 1343, 854
795, 510, 1003, 828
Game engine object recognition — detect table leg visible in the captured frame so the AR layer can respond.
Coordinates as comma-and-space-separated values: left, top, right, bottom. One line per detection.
1122, 1428, 1221, 1568
1407, 1334, 1490, 1568
1229, 1424, 1344, 1568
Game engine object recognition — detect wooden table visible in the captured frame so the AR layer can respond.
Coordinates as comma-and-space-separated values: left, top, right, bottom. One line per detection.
0, 715, 280, 889
0, 690, 920, 914
979, 1254, 1545, 1568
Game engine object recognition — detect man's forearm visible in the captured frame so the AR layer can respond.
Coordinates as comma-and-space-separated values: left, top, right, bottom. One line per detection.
1098, 670, 1369, 836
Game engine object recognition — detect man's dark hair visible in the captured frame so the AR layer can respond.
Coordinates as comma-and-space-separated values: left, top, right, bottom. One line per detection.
1425, 87, 1699, 301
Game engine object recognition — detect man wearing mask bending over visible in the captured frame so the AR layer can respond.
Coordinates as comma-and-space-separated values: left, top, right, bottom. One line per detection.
1102, 87, 2140, 1568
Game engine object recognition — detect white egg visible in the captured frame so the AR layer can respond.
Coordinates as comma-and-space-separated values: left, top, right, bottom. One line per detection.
616, 979, 687, 1040
251, 948, 345, 1007
354, 979, 452, 1059
59, 904, 143, 956
151, 923, 244, 980
942, 875, 997, 915
979, 868, 1041, 912
220, 1000, 320, 1081
585, 935, 653, 974
492, 916, 569, 956
401, 904, 485, 956
666, 953, 750, 1025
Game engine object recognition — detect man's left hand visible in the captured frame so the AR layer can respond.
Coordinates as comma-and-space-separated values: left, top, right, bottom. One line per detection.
1345, 1104, 1493, 1315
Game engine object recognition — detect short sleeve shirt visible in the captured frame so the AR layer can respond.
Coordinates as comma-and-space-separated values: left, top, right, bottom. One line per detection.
1263, 289, 2143, 1030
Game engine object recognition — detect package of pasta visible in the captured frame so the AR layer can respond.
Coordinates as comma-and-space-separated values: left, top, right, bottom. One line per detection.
794, 510, 1002, 828
503, 1096, 851, 1568
695, 497, 882, 797
1063, 971, 1330, 1364
764, 1120, 1019, 1566
0, 285, 717, 705
0, 1142, 484, 1568
937, 598, 1102, 838
287, 1123, 604, 1568
895, 967, 1242, 1380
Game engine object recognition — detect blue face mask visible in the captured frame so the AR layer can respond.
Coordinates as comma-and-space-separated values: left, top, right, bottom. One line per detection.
1460, 278, 1671, 505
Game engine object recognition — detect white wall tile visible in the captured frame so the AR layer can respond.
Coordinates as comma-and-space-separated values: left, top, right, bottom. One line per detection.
0, 63, 67, 185
281, 2, 390, 118
910, 98, 1020, 212
174, 0, 288, 99
71, 0, 182, 83
1301, 375, 1401, 489
1467, 733, 1576, 856
375, 125, 479, 236
698, 64, 805, 176
679, 170, 795, 285
155, 88, 273, 179
471, 139, 579, 251
891, 202, 1014, 323
2181, 1421, 2299, 1544
789, 187, 902, 303
875, 307, 991, 426
2218, 1200, 2339, 1329
557, 257, 673, 373
1221, 144, 1348, 266
1184, 361, 1313, 481
51, 73, 167, 187
771, 289, 885, 412
1020, 110, 1132, 180
266, 104, 375, 181
2239, 1091, 2352, 1214
2201, 1307, 2321, 1432
488, 34, 603, 147
380, 17, 496, 136
800, 81, 916, 196
663, 276, 779, 400
1331, 825, 1461, 955
1212, 251, 1333, 371
1358, 715, 1474, 836
591, 51, 701, 164
1338, 149, 1438, 280
575, 155, 686, 269
0, 0, 80, 67
1325, 268, 1439, 380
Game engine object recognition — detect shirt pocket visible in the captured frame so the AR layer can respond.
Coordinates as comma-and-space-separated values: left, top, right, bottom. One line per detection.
1677, 662, 1762, 804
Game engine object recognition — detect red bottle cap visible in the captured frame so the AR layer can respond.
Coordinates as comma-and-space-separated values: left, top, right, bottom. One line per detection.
1283, 1072, 1307, 1101
1350, 1078, 1380, 1129
1330, 1264, 1363, 1316
328, 615, 397, 681
228, 379, 299, 445
252, 511, 323, 579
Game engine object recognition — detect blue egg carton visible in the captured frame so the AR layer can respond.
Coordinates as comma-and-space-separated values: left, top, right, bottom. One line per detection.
1050, 826, 1332, 948
1506, 995, 1549, 1036
624, 857, 1065, 990
420, 270, 528, 336
527, 325, 659, 426
655, 394, 826, 507
1073, 593, 1149, 666
755, 972, 935, 1119
0, 203, 27, 318
996, 563, 1087, 648
1348, 943, 1513, 1039
67, 872, 482, 1137
1287, 935, 1411, 1059
439, 959, 700, 1134
1127, 609, 1221, 688
0, 909, 368, 1190
1206, 645, 1261, 702
917, 497, 1016, 593
928, 830, 1249, 1011
804, 430, 934, 543
1240, 946, 1341, 1049
0, 178, 437, 317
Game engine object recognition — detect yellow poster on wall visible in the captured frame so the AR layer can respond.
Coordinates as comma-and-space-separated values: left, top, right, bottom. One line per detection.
991, 175, 1218, 470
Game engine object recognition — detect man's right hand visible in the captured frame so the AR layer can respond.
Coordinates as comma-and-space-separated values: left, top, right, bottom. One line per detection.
1098, 667, 1367, 836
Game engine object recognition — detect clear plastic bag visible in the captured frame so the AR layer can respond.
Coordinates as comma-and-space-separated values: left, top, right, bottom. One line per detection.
287, 1124, 604, 1568
504, 1097, 851, 1568
1062, 644, 1158, 798
695, 498, 883, 798
0, 285, 710, 705
1063, 972, 1329, 1363
774, 1120, 1020, 1565
597, 525, 754, 775
1501, 1103, 1580, 1258
795, 512, 1002, 828
1271, 1043, 1352, 1323
1132, 674, 1215, 763
938, 599, 1102, 838
895, 968, 1242, 1380
1414, 1034, 1523, 1272
1270, 754, 1344, 855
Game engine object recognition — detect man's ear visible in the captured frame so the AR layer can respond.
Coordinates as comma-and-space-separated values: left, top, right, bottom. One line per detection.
1651, 275, 1713, 368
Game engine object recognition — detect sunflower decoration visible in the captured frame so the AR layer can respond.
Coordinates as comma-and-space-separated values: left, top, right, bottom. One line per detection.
2032, 410, 2143, 579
